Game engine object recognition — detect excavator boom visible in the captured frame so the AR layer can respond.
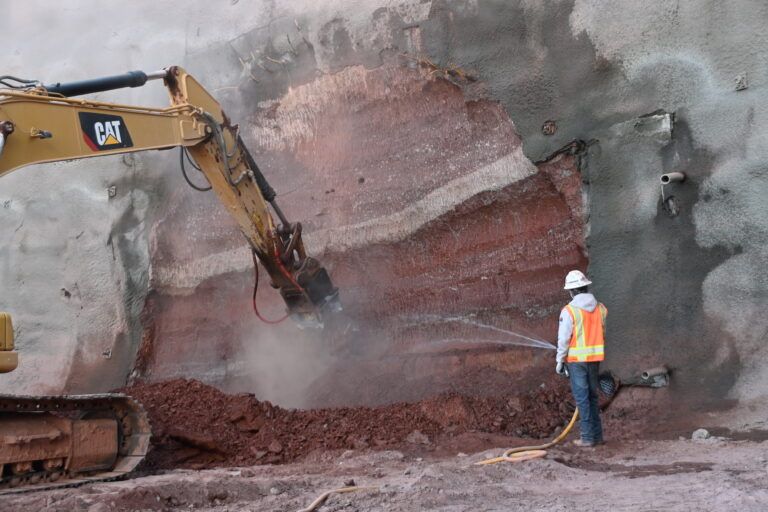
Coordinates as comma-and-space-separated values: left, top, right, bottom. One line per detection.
0, 66, 339, 323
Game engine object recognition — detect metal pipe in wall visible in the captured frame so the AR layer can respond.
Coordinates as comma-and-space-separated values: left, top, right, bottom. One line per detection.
660, 172, 686, 184
641, 366, 669, 380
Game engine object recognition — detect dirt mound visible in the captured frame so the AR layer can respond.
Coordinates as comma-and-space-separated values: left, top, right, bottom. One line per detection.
122, 378, 572, 470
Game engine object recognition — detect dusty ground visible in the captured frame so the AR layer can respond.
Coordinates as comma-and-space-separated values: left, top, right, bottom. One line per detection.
6, 435, 768, 511
7, 380, 765, 511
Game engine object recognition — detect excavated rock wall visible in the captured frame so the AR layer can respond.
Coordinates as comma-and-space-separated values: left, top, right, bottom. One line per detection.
137, 63, 586, 406
1, 1, 766, 414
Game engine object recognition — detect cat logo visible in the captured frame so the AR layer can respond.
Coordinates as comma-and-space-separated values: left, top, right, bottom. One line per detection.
79, 112, 134, 151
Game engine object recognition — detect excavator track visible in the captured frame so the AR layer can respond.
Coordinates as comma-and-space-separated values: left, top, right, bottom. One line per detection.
0, 393, 150, 495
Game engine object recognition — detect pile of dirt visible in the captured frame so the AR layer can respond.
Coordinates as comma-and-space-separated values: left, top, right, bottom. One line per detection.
121, 378, 572, 470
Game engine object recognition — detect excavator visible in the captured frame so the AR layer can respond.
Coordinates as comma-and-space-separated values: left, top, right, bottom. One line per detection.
0, 66, 340, 492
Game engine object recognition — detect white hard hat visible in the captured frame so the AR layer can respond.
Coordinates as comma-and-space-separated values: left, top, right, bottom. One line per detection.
564, 270, 592, 290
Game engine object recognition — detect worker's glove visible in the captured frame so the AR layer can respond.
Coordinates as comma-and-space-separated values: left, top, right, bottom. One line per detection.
556, 362, 566, 375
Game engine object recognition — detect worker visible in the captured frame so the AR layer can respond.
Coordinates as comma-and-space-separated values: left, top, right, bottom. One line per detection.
555, 270, 607, 447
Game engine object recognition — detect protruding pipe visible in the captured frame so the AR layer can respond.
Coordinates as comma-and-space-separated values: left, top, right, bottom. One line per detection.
641, 366, 669, 380
660, 172, 685, 185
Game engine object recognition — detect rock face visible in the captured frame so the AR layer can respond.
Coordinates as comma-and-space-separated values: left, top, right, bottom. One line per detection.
135, 63, 586, 407
1, 1, 767, 416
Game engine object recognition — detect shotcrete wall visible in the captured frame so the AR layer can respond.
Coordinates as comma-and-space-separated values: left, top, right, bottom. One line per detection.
1, 1, 766, 413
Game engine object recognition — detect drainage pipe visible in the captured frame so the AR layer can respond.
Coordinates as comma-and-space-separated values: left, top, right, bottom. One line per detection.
641, 366, 669, 380
660, 172, 685, 184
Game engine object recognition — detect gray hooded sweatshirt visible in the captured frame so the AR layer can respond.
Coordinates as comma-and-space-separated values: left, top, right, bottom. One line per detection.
556, 293, 601, 364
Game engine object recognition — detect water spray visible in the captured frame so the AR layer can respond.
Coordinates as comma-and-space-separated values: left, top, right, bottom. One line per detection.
455, 318, 556, 350
405, 314, 557, 351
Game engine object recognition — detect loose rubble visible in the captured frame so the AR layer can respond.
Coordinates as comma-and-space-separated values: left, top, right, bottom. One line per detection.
121, 378, 573, 470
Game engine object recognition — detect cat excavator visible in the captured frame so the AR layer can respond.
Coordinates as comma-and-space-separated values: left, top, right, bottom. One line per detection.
0, 67, 340, 492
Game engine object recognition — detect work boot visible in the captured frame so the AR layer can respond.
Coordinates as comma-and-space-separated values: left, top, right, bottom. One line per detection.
573, 439, 596, 448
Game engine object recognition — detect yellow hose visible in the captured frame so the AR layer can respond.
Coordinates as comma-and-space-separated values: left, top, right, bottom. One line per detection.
297, 410, 578, 508
475, 408, 579, 465
298, 486, 379, 512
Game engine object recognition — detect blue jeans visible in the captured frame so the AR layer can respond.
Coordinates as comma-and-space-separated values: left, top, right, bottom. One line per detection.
567, 362, 603, 443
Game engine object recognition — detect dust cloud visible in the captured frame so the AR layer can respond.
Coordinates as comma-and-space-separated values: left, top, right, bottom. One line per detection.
228, 319, 338, 409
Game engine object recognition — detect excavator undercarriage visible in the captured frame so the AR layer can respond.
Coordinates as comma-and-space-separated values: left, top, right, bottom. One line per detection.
0, 314, 150, 494
0, 393, 149, 494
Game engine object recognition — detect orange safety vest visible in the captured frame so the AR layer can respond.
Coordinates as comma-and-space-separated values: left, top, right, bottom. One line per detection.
564, 303, 607, 363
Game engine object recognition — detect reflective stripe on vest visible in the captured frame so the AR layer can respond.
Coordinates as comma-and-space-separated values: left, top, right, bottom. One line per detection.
564, 303, 607, 363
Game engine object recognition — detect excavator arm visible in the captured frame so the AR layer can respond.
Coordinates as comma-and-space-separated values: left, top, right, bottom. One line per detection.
0, 66, 340, 329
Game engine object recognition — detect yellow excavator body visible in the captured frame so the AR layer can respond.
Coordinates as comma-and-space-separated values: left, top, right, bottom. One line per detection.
0, 313, 17, 374
0, 66, 339, 492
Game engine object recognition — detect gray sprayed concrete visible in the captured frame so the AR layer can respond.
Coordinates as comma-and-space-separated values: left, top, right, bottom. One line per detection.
0, 0, 766, 415
420, 0, 768, 403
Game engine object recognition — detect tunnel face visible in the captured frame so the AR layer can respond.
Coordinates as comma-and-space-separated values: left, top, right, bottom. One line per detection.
1, 1, 767, 417
139, 65, 588, 407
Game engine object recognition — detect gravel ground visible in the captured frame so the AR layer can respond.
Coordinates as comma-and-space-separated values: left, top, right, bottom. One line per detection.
6, 436, 768, 511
